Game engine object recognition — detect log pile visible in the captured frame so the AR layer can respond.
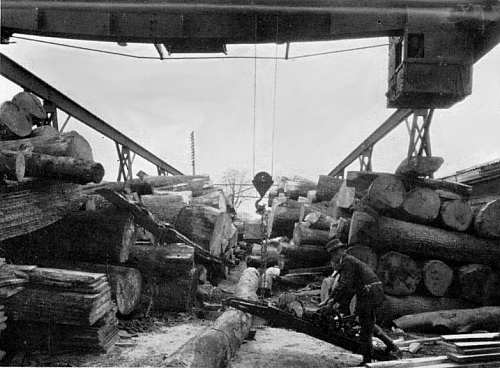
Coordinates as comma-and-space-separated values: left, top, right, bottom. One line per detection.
340, 157, 500, 327
1, 265, 118, 352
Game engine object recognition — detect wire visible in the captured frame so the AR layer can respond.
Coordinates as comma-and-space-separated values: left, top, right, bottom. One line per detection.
11, 36, 388, 61
251, 16, 258, 177
270, 17, 279, 177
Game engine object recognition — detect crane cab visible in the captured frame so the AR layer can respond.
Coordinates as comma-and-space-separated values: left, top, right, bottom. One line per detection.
386, 20, 473, 109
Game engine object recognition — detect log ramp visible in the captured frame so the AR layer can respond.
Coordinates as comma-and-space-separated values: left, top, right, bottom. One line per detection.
165, 267, 259, 368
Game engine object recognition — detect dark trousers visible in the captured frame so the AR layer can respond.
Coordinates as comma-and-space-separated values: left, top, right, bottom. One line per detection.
356, 284, 384, 363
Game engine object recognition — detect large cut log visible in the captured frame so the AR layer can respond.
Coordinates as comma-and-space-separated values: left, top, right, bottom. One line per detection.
401, 187, 441, 223
0, 181, 86, 242
303, 211, 335, 231
316, 175, 343, 201
349, 210, 500, 266
175, 205, 232, 257
246, 255, 279, 268
20, 151, 104, 184
269, 199, 327, 237
474, 200, 500, 239
279, 243, 329, 270
128, 243, 196, 311
165, 267, 259, 368
378, 295, 475, 325
142, 192, 191, 224
422, 260, 454, 297
367, 175, 405, 212
335, 217, 351, 243
1, 131, 94, 162
395, 156, 444, 177
458, 264, 500, 305
439, 199, 473, 231
35, 261, 142, 316
2, 208, 136, 264
0, 149, 25, 181
346, 171, 472, 198
393, 307, 500, 333
377, 252, 421, 296
292, 222, 330, 245
0, 101, 32, 139
191, 189, 226, 210
346, 245, 378, 270
129, 175, 210, 196
11, 92, 46, 121
283, 176, 317, 200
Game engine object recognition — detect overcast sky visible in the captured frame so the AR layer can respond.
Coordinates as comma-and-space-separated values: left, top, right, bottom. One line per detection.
1, 35, 499, 185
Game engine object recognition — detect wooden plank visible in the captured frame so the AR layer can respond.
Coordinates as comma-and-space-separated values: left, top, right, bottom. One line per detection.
455, 341, 500, 348
457, 347, 500, 355
448, 352, 500, 363
442, 333, 500, 342
365, 356, 448, 368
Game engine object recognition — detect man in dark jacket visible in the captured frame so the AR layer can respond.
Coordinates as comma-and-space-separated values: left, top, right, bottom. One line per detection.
320, 239, 385, 363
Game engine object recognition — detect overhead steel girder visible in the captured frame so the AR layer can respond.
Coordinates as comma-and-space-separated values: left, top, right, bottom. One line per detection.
328, 108, 413, 177
0, 53, 183, 176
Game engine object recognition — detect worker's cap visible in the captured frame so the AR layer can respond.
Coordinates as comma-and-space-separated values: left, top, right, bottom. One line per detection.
325, 238, 347, 253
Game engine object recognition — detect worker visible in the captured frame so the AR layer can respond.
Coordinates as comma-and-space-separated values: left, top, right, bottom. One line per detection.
319, 239, 385, 363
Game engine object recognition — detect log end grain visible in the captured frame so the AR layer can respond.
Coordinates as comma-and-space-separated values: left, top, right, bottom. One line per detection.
422, 260, 454, 297
377, 251, 422, 296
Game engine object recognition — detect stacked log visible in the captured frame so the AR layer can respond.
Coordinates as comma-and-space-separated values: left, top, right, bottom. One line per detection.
142, 192, 192, 224
2, 265, 118, 353
343, 162, 500, 327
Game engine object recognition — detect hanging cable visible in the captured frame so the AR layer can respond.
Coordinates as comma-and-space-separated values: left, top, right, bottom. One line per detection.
271, 16, 279, 177
251, 15, 258, 177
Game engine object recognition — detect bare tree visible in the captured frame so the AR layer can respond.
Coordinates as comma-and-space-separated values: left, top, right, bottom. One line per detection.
220, 169, 249, 210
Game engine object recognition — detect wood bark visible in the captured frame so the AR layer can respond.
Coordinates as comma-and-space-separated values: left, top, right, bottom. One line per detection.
292, 222, 330, 245
393, 307, 500, 334
346, 245, 378, 270
377, 251, 422, 296
191, 190, 227, 210
165, 268, 259, 368
458, 264, 500, 305
402, 187, 441, 223
2, 208, 136, 264
395, 156, 444, 177
439, 199, 473, 231
142, 193, 191, 224
316, 175, 343, 201
0, 149, 25, 181
422, 260, 454, 297
283, 177, 317, 200
129, 175, 210, 196
349, 210, 500, 266
378, 295, 475, 325
12, 91, 46, 121
21, 151, 104, 184
303, 211, 335, 231
279, 243, 329, 270
246, 255, 279, 268
0, 101, 32, 139
175, 205, 232, 257
367, 175, 405, 211
474, 199, 500, 239
35, 261, 142, 316
346, 171, 471, 198
269, 199, 327, 237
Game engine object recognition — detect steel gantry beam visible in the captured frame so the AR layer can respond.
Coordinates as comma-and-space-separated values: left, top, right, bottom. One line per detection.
328, 108, 413, 178
0, 53, 183, 178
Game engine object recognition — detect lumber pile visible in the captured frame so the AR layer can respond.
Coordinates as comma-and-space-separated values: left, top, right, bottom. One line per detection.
1, 265, 118, 352
442, 333, 500, 365
329, 156, 500, 326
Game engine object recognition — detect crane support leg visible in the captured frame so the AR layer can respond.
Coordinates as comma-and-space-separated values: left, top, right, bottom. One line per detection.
406, 109, 434, 158
116, 143, 133, 181
358, 146, 373, 172
43, 100, 58, 130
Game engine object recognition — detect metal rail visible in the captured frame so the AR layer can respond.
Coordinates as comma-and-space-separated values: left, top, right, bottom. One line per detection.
0, 53, 182, 176
328, 108, 413, 177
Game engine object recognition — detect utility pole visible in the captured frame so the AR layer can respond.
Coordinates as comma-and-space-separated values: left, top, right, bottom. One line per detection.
190, 131, 196, 175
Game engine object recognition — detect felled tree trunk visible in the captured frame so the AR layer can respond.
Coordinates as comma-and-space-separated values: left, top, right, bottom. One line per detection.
316, 175, 343, 201
457, 264, 500, 305
279, 244, 329, 270
377, 251, 421, 296
367, 175, 405, 212
439, 199, 473, 232
395, 156, 444, 177
378, 295, 475, 325
0, 149, 25, 181
142, 193, 191, 224
335, 217, 351, 243
22, 151, 104, 184
393, 307, 500, 333
165, 268, 259, 368
12, 91, 46, 121
474, 199, 500, 239
292, 222, 330, 245
36, 261, 142, 316
349, 211, 500, 266
402, 187, 441, 223
246, 255, 279, 268
191, 190, 227, 210
175, 205, 232, 257
2, 208, 136, 264
422, 260, 454, 297
131, 175, 209, 196
0, 101, 32, 139
269, 200, 326, 237
283, 177, 317, 200
304, 211, 335, 231
346, 245, 378, 270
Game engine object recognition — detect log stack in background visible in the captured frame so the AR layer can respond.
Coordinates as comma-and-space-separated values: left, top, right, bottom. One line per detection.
342, 157, 500, 326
